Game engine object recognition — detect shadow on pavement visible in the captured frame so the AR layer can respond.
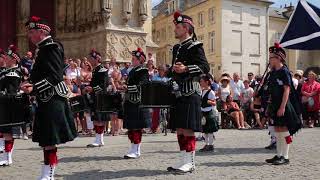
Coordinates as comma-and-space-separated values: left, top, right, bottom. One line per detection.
201, 161, 266, 167
59, 155, 123, 163
197, 147, 275, 156
58, 169, 168, 180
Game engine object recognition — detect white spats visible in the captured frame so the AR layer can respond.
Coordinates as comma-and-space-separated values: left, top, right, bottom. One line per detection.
87, 133, 104, 148
124, 144, 141, 159
38, 165, 56, 180
176, 151, 196, 173
0, 151, 12, 166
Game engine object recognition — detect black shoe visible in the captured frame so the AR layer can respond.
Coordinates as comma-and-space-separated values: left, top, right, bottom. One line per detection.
272, 156, 290, 165
167, 166, 178, 172
266, 155, 281, 163
207, 145, 214, 151
265, 142, 276, 150
199, 145, 209, 152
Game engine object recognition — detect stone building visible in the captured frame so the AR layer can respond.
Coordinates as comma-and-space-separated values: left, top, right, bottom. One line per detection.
153, 0, 273, 78
0, 0, 157, 62
269, 5, 320, 72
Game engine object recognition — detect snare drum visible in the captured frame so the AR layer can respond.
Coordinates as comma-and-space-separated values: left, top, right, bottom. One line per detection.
0, 94, 29, 127
95, 93, 123, 113
140, 81, 174, 108
69, 95, 90, 113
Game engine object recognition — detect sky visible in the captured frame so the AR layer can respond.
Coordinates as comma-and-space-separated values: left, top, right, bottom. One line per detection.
152, 0, 320, 8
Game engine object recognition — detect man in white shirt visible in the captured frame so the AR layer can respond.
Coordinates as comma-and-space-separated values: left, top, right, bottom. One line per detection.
230, 72, 244, 105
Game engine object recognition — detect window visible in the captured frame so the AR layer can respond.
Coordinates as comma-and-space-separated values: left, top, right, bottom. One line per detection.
156, 31, 160, 42
250, 32, 260, 56
168, 26, 173, 40
250, 8, 260, 25
208, 8, 215, 23
208, 31, 215, 53
274, 32, 282, 42
231, 5, 242, 23
198, 12, 204, 27
198, 34, 204, 43
168, 0, 176, 14
231, 30, 242, 54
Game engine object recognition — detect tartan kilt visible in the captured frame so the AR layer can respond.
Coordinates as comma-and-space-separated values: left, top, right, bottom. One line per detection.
32, 96, 77, 147
202, 110, 219, 133
169, 93, 202, 132
123, 101, 150, 129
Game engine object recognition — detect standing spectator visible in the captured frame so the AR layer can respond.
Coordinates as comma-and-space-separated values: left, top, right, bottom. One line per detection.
230, 73, 245, 106
121, 62, 131, 77
240, 80, 254, 124
151, 65, 170, 133
301, 71, 320, 128
148, 52, 154, 62
20, 51, 33, 73
147, 60, 156, 79
108, 57, 119, 77
66, 61, 81, 81
248, 72, 258, 89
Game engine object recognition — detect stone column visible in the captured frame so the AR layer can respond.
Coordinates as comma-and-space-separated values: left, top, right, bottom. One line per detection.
16, 0, 30, 54
66, 0, 75, 32
56, 0, 66, 32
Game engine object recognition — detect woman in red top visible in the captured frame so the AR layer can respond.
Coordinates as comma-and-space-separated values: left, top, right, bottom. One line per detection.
223, 95, 245, 129
301, 71, 320, 128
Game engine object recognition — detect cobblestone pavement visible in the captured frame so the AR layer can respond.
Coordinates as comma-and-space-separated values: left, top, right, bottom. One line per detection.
0, 128, 319, 180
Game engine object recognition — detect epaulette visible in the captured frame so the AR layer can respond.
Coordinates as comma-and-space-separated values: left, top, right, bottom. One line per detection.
187, 41, 203, 49
40, 41, 59, 49
135, 66, 148, 72
98, 67, 108, 73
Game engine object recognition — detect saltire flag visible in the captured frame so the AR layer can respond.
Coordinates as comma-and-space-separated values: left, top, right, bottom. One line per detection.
280, 0, 320, 50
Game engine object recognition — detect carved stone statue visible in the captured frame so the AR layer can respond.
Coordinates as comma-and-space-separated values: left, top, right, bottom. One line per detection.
139, 0, 148, 26
122, 0, 133, 26
101, 0, 113, 27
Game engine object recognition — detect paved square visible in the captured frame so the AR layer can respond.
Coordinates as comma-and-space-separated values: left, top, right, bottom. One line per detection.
1, 128, 319, 180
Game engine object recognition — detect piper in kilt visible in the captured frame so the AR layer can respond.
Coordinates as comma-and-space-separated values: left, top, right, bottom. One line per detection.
167, 11, 209, 173
198, 74, 219, 152
85, 50, 110, 148
0, 45, 26, 166
123, 48, 150, 159
264, 43, 302, 166
22, 16, 77, 179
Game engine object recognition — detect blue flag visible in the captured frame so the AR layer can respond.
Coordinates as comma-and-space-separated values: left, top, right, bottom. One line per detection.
280, 0, 320, 50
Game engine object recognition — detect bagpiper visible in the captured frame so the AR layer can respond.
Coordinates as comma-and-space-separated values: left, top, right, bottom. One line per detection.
167, 11, 209, 173
22, 16, 77, 179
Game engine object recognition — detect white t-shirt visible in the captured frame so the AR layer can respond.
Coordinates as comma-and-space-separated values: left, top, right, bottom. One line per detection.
201, 89, 217, 112
66, 68, 81, 80
219, 86, 231, 102
231, 80, 245, 100
241, 87, 254, 104
292, 78, 298, 90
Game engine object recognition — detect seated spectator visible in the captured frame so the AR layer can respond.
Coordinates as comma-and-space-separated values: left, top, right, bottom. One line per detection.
301, 71, 320, 128
217, 76, 233, 103
223, 95, 245, 129
250, 96, 264, 129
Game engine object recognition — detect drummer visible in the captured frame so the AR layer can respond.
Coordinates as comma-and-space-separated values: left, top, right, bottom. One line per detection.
85, 50, 110, 147
123, 48, 150, 159
0, 45, 25, 166
0, 49, 6, 154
